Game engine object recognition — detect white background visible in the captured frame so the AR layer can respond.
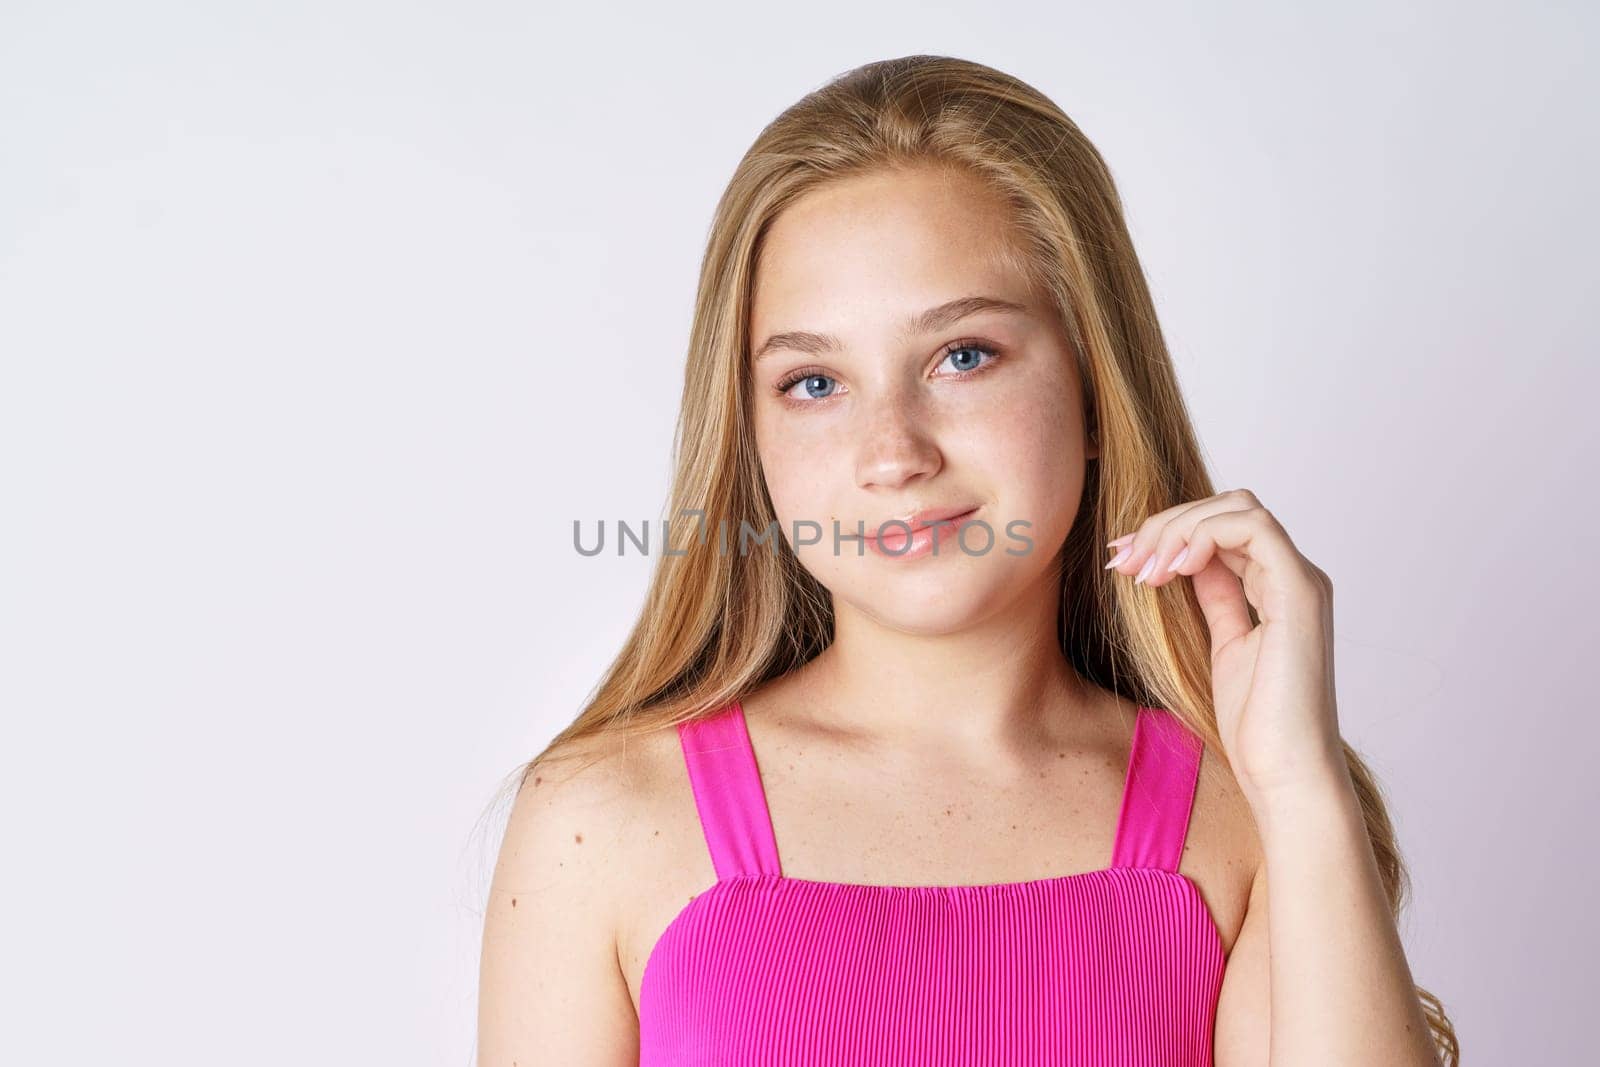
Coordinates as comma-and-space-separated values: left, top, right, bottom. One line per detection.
2, 2, 1594, 1063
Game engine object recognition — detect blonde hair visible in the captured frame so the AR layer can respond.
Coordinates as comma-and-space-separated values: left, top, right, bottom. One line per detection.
513, 54, 1458, 1062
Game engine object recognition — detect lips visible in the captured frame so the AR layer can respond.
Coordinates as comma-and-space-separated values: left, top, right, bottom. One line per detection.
864, 504, 980, 541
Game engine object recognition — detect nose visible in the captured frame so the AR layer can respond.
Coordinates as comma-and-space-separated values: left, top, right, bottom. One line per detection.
854, 389, 943, 491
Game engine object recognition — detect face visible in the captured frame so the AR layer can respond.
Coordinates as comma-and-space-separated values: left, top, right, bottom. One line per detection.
747, 163, 1097, 635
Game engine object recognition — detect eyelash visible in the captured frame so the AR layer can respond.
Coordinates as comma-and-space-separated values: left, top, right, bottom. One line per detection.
772, 338, 1004, 403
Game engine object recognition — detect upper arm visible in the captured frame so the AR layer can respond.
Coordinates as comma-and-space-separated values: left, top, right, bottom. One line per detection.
476, 743, 641, 1066
1213, 856, 1271, 1067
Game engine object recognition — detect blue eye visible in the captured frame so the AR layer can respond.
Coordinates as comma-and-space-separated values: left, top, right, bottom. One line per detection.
772, 340, 1003, 406
777, 373, 839, 401
939, 343, 998, 375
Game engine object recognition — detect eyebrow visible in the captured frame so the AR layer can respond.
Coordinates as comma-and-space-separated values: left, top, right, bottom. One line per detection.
751, 295, 1031, 361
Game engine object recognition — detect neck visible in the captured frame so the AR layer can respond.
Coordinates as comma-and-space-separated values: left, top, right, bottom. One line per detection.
799, 575, 1096, 759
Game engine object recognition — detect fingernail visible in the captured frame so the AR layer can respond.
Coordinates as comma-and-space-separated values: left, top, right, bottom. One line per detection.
1134, 555, 1157, 584
1103, 546, 1131, 569
1106, 533, 1135, 548
1166, 546, 1189, 573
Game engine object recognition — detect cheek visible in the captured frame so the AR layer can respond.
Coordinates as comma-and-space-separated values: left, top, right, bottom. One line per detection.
1012, 414, 1085, 530
955, 375, 1085, 531
754, 417, 835, 526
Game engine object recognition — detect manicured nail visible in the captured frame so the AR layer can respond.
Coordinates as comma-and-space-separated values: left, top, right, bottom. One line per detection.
1106, 533, 1135, 548
1104, 546, 1131, 569
1134, 555, 1157, 584
1166, 546, 1189, 573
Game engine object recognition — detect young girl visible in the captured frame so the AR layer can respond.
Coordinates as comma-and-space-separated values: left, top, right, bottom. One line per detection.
477, 55, 1458, 1066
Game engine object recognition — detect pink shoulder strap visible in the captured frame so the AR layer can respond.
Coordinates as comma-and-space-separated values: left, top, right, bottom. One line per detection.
1110, 705, 1204, 872
676, 700, 783, 880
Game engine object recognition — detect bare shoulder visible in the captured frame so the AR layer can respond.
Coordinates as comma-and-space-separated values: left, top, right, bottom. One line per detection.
477, 727, 666, 1066
1084, 690, 1261, 956
603, 718, 724, 1010
1181, 727, 1266, 957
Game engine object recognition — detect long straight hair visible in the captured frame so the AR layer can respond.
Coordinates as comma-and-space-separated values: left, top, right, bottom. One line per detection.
507, 54, 1457, 1062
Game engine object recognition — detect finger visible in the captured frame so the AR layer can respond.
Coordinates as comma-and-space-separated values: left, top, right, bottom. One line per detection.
1103, 496, 1221, 576
1139, 493, 1257, 589
1106, 490, 1257, 585
1166, 508, 1319, 621
1169, 521, 1256, 651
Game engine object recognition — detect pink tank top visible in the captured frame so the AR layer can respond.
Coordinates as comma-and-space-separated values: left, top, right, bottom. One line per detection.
638, 700, 1224, 1064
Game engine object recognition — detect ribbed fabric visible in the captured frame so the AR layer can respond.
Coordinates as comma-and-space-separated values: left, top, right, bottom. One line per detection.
638, 701, 1224, 1065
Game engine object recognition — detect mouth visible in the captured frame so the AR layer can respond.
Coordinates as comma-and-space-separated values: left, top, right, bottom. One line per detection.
856, 504, 983, 559
864, 504, 981, 541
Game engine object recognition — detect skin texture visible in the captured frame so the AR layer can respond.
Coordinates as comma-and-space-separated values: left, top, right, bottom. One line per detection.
747, 163, 1089, 661
476, 163, 1438, 1065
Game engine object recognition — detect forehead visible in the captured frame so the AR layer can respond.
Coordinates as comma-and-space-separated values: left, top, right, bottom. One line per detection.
750, 165, 1034, 332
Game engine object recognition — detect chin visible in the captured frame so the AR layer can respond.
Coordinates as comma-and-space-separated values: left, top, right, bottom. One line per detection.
835, 571, 1010, 636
